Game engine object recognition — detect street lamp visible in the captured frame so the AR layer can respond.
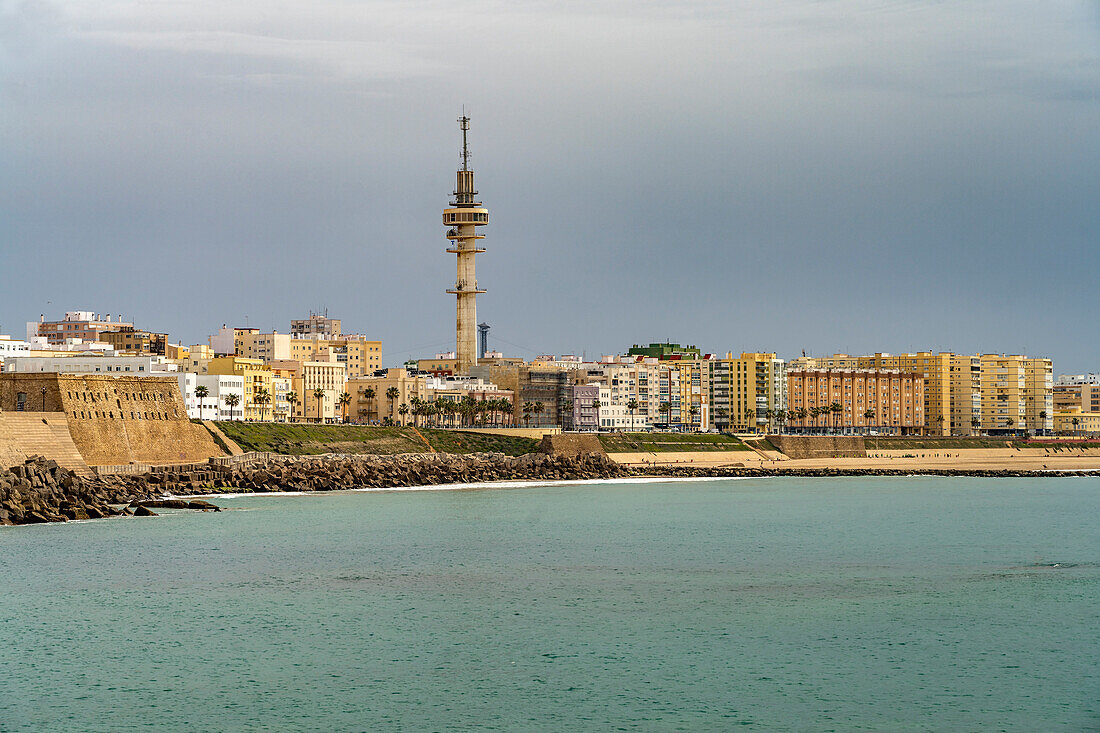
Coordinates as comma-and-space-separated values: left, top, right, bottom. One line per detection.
40, 386, 47, 412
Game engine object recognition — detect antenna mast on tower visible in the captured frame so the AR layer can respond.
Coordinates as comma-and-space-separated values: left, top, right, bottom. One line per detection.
459, 112, 471, 171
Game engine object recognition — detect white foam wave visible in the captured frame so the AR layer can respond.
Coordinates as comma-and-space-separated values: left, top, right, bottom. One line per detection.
193, 474, 762, 499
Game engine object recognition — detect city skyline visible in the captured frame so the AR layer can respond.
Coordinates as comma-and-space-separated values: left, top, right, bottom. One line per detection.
2, 1, 1098, 372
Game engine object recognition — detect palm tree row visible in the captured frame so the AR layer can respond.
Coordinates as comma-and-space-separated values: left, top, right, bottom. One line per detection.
380, 395, 516, 428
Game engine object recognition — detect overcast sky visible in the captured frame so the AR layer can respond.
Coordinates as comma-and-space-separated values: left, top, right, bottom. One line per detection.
2, 0, 1098, 371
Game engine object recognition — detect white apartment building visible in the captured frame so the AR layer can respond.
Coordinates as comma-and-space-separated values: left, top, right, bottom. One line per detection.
178, 373, 246, 420
596, 385, 653, 431
0, 336, 31, 357
3, 355, 179, 374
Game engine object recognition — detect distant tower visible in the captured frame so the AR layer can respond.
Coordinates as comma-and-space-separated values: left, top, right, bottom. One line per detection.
444, 114, 488, 374
478, 322, 490, 359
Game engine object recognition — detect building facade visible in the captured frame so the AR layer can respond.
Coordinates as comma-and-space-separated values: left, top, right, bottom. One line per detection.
786, 368, 925, 434
36, 311, 133, 345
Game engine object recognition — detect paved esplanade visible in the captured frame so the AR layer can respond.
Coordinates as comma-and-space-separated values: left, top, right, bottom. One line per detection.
443, 115, 488, 374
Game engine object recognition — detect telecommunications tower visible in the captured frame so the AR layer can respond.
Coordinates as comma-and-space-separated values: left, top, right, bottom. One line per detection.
443, 114, 488, 374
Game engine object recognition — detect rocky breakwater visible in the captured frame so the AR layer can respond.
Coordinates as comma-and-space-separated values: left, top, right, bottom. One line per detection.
183, 451, 629, 494
2, 452, 629, 525
1, 456, 129, 525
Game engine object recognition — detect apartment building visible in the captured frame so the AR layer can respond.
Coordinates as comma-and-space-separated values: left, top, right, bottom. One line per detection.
787, 368, 924, 434
177, 373, 246, 420
98, 327, 167, 356
1053, 408, 1100, 435
206, 357, 273, 422
1054, 374, 1100, 414
979, 354, 1053, 434
790, 351, 1051, 435
269, 359, 347, 422
36, 311, 133, 345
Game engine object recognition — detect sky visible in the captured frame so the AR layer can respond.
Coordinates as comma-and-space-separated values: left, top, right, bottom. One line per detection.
2, 0, 1098, 372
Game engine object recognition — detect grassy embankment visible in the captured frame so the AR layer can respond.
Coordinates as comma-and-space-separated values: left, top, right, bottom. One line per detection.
599, 432, 752, 453
864, 436, 1100, 451
213, 422, 539, 457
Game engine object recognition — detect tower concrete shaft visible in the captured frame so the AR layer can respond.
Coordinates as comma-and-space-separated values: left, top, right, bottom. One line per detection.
443, 115, 487, 374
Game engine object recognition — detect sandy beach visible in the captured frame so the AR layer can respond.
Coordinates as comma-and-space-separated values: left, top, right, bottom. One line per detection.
609, 447, 1100, 472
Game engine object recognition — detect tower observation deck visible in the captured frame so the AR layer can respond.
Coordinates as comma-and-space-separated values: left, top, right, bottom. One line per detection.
444, 114, 488, 374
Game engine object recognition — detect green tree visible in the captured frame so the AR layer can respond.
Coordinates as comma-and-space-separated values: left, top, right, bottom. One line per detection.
398, 403, 409, 425
339, 392, 351, 423
313, 387, 326, 422
362, 386, 376, 422
659, 401, 671, 427
386, 387, 400, 423
254, 387, 271, 422
194, 385, 209, 420
626, 399, 639, 432
1071, 416, 1080, 436
863, 409, 875, 434
224, 393, 240, 421
560, 399, 573, 429
286, 391, 298, 422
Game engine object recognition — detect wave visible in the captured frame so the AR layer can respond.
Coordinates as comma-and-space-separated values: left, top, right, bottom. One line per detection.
193, 474, 763, 499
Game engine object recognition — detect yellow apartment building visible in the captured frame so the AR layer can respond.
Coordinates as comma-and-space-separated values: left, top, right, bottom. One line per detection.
269, 358, 347, 422
206, 357, 273, 421
1053, 408, 1100, 435
345, 369, 431, 424
979, 354, 1052, 434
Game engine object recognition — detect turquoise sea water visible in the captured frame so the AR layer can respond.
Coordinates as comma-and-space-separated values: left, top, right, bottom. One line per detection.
1, 476, 1098, 732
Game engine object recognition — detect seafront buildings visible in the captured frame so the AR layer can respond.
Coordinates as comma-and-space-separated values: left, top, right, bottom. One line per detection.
790, 352, 1053, 435
0, 126, 1079, 436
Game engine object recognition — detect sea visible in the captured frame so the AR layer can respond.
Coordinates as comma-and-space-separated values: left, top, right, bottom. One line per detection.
1, 476, 1098, 732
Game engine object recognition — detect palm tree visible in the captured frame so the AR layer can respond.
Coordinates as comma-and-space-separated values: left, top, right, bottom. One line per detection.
590, 399, 601, 431
313, 387, 326, 423
714, 407, 728, 431
224, 393, 240, 421
1038, 409, 1047, 436
254, 387, 271, 422
560, 399, 573, 429
532, 401, 545, 427
398, 403, 409, 425
830, 402, 843, 433
194, 385, 209, 420
363, 386, 376, 422
286, 391, 298, 422
498, 399, 513, 427
659, 401, 671, 427
863, 409, 875, 434
386, 387, 400, 424
1071, 416, 1080, 436
689, 404, 699, 432
339, 392, 351, 423
626, 399, 639, 432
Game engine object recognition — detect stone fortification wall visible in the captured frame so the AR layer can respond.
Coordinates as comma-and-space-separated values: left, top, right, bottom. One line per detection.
0, 413, 91, 476
538, 434, 607, 457
768, 435, 867, 459
0, 374, 222, 466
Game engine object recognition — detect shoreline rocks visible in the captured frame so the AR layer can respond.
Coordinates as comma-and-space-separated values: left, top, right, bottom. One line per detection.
1, 453, 1094, 527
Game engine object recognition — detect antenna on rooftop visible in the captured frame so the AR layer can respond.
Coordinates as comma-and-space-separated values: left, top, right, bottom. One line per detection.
459, 109, 471, 171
